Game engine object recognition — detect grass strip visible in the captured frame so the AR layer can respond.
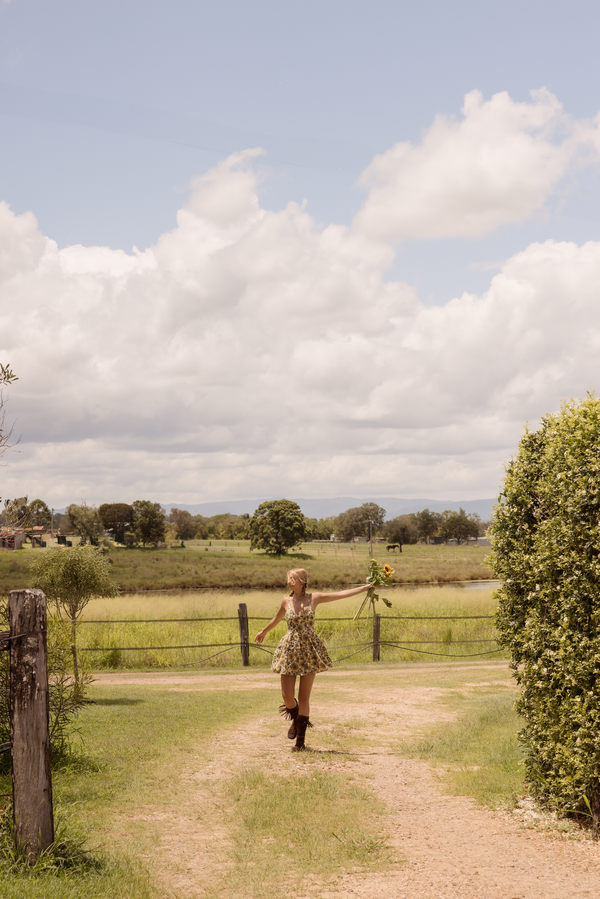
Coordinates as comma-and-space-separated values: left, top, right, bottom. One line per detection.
209, 765, 394, 899
0, 803, 156, 899
0, 683, 276, 899
397, 686, 524, 807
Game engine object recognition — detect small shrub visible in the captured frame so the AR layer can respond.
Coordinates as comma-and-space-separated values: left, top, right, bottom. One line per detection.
30, 546, 118, 687
0, 598, 89, 771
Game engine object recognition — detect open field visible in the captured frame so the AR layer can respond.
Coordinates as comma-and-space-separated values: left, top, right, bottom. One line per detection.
0, 540, 493, 594
77, 585, 503, 670
4, 662, 599, 899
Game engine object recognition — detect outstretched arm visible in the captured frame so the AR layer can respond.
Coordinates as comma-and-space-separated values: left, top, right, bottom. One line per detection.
255, 598, 287, 643
311, 584, 370, 608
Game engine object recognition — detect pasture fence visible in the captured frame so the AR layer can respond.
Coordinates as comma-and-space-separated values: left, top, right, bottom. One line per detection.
78, 603, 503, 668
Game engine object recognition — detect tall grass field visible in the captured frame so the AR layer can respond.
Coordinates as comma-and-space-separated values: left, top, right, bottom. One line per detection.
78, 584, 503, 670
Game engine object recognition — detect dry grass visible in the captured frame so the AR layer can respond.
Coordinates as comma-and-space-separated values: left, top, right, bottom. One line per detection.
78, 585, 503, 670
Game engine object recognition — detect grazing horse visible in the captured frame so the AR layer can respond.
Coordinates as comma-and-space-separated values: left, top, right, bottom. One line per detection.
386, 543, 402, 553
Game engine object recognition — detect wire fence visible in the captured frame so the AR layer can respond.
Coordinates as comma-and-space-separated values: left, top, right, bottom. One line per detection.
77, 603, 504, 669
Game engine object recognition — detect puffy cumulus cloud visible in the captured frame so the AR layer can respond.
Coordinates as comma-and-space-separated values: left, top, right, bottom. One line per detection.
354, 89, 571, 241
2, 147, 600, 505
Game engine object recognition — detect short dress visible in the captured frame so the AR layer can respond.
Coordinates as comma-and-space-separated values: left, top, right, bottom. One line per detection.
271, 600, 333, 676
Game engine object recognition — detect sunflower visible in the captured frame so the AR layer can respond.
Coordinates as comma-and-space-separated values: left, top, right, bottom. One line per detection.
383, 564, 394, 577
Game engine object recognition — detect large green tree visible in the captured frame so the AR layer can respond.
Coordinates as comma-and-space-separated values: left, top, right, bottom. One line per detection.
383, 514, 418, 546
492, 395, 600, 828
169, 508, 197, 540
133, 500, 166, 547
412, 508, 441, 543
248, 499, 308, 555
438, 508, 480, 544
99, 502, 135, 544
334, 503, 386, 542
28, 498, 52, 529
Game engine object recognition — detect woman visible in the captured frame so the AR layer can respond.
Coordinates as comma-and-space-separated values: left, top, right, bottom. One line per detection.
254, 568, 370, 751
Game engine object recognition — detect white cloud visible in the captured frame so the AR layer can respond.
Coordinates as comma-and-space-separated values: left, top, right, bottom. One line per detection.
354, 88, 570, 241
2, 118, 600, 506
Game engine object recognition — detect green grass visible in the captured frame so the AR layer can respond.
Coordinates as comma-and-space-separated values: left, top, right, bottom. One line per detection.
0, 663, 522, 897
0, 676, 395, 899
213, 767, 393, 899
397, 682, 524, 807
76, 585, 504, 670
0, 541, 493, 594
0, 823, 155, 899
0, 683, 275, 898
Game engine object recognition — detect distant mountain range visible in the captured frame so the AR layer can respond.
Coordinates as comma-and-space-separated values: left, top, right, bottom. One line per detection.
162, 496, 497, 520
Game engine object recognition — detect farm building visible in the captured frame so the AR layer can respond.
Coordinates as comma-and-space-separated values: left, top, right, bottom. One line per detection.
0, 529, 25, 550
25, 526, 46, 547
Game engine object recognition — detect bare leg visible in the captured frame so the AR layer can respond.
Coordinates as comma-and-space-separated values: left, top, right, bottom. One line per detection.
297, 673, 317, 717
280, 674, 297, 709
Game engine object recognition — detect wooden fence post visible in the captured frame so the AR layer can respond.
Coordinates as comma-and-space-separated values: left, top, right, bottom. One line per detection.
9, 588, 54, 863
372, 613, 381, 662
238, 603, 250, 667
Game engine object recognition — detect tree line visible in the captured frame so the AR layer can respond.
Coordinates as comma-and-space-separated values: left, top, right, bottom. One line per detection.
245, 500, 489, 555
327, 502, 488, 545
0, 496, 489, 551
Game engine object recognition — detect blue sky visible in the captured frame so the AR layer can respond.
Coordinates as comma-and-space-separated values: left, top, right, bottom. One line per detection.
1, 0, 600, 506
3, 0, 600, 300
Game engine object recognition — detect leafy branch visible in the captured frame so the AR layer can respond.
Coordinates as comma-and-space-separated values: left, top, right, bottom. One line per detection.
0, 364, 17, 386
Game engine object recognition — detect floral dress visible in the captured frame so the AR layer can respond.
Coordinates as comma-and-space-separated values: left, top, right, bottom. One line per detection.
271, 600, 333, 676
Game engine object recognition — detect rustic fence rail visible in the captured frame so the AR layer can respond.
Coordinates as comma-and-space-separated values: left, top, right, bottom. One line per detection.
76, 603, 502, 667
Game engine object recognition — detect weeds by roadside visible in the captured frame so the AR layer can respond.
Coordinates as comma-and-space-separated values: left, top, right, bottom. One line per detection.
397, 686, 524, 807
0, 801, 156, 899
0, 802, 102, 875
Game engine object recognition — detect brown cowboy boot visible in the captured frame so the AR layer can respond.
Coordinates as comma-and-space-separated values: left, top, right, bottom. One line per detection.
292, 714, 313, 752
279, 700, 299, 739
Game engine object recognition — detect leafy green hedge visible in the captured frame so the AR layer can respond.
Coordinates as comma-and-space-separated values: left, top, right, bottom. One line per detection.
492, 396, 600, 827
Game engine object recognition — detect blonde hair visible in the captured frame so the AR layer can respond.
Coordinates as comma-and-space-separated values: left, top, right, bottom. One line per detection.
287, 568, 308, 597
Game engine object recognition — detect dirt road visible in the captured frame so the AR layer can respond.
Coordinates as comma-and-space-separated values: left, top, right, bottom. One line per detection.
96, 666, 600, 898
